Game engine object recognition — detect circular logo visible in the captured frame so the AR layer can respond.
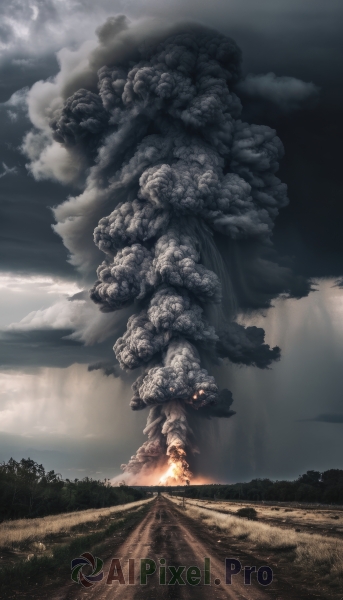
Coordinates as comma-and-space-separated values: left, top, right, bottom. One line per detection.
71, 552, 104, 588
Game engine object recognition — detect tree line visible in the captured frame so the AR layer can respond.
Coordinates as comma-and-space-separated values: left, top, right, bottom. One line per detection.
0, 458, 146, 521
185, 470, 343, 504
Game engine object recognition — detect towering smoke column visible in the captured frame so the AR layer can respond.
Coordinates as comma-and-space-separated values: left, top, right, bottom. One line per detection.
48, 18, 309, 484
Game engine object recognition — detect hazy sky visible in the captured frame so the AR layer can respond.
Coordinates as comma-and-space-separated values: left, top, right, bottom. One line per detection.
0, 0, 342, 482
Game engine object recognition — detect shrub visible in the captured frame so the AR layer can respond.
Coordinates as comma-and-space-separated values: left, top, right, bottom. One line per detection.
236, 507, 258, 520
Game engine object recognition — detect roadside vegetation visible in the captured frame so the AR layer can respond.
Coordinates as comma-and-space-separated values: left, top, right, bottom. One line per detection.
0, 501, 152, 593
0, 456, 153, 593
184, 469, 343, 503
0, 497, 153, 549
168, 496, 343, 589
236, 507, 258, 520
178, 497, 343, 533
0, 457, 146, 520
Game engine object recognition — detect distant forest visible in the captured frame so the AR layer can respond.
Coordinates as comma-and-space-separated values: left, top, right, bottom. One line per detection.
185, 470, 343, 504
0, 458, 146, 521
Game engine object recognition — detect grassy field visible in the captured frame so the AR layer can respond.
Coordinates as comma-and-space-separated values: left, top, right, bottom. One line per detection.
167, 495, 343, 590
0, 497, 153, 550
0, 500, 153, 596
178, 497, 343, 534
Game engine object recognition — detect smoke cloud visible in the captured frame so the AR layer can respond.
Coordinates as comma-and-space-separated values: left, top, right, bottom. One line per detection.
25, 16, 310, 484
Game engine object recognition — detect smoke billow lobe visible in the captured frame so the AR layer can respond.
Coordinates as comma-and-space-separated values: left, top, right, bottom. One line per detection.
48, 17, 309, 483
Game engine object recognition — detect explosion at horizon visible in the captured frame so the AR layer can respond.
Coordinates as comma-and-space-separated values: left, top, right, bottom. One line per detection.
36, 17, 310, 484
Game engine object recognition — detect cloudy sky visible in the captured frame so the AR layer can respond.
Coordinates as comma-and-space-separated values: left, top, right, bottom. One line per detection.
0, 0, 342, 482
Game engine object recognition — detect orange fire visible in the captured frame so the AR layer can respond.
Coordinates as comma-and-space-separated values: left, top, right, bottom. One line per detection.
158, 445, 192, 486
158, 462, 180, 485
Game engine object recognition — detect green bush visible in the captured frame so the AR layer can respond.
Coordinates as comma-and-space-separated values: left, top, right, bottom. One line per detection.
0, 458, 146, 521
184, 469, 343, 504
236, 507, 258, 520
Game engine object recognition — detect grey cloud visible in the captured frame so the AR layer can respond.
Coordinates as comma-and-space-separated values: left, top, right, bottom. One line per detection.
217, 243, 312, 310
0, 0, 341, 486
235, 72, 319, 113
114, 311, 171, 370
154, 227, 222, 302
87, 361, 122, 377
114, 286, 217, 369
94, 199, 170, 254
50, 89, 109, 155
0, 156, 76, 278
90, 244, 155, 311
300, 414, 343, 424
0, 22, 14, 45
68, 290, 89, 301
136, 340, 218, 409
230, 122, 288, 218
20, 18, 314, 483
1, 87, 29, 123
0, 162, 17, 179
1, 87, 29, 109
217, 321, 281, 368
148, 287, 216, 342
0, 328, 114, 370
0, 291, 131, 371
120, 405, 166, 477
6, 295, 131, 346
188, 388, 235, 419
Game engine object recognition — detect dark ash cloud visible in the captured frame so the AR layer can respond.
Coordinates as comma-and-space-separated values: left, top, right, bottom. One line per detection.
217, 322, 281, 368
1, 1, 342, 484
28, 19, 309, 483
190, 388, 236, 419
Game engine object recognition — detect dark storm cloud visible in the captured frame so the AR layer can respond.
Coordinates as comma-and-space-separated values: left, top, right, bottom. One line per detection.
217, 322, 280, 368
300, 414, 343, 424
0, 110, 76, 278
34, 19, 311, 483
0, 0, 342, 485
0, 3, 129, 285
216, 238, 312, 310
50, 89, 110, 154
235, 73, 319, 114
0, 328, 114, 370
87, 361, 121, 377
0, 22, 13, 45
113, 288, 217, 371
0, 48, 59, 104
1, 0, 341, 283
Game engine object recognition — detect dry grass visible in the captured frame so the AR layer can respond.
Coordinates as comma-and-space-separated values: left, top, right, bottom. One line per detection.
177, 497, 343, 531
167, 496, 343, 587
0, 498, 153, 549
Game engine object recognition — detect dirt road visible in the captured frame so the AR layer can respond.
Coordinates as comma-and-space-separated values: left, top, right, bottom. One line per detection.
52, 495, 326, 600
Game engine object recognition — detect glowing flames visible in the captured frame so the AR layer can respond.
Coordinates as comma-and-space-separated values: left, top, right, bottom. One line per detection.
158, 462, 180, 485
192, 389, 205, 402
158, 445, 192, 486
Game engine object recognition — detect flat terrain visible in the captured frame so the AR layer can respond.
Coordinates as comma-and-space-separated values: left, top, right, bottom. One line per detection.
42, 496, 339, 600
184, 498, 343, 539
0, 498, 153, 570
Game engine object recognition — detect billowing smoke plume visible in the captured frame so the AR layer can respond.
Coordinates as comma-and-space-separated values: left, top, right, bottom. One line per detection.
31, 17, 310, 484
